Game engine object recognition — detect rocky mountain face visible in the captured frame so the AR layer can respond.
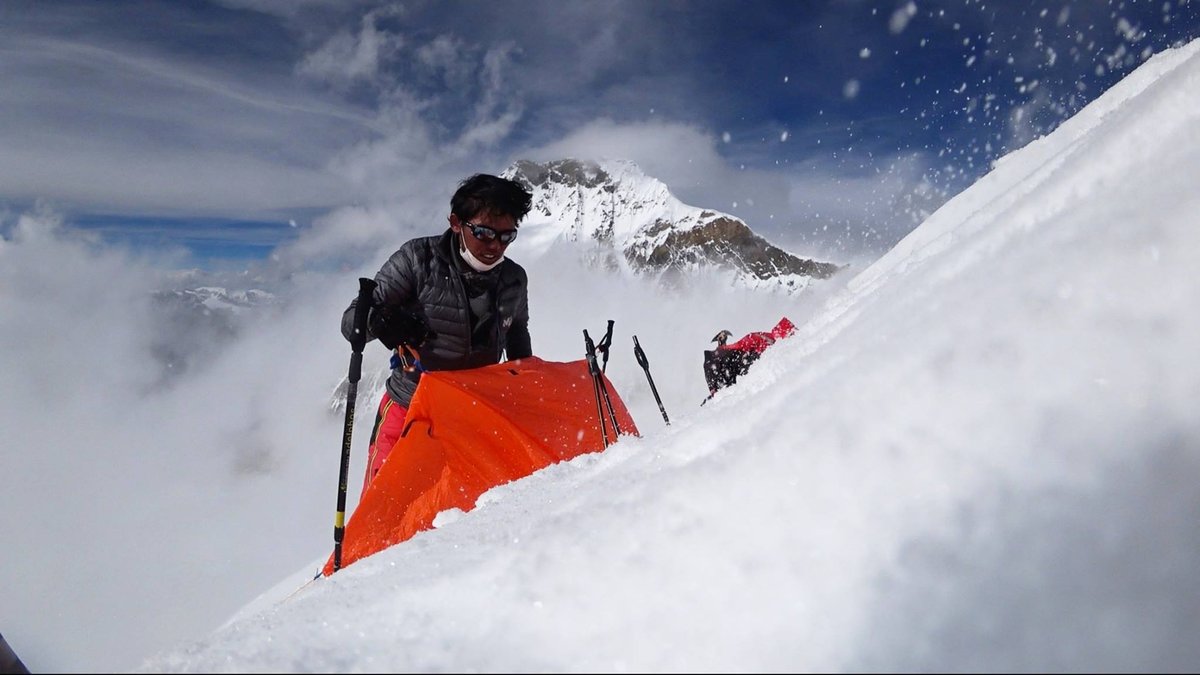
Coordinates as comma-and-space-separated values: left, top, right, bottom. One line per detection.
504, 158, 844, 294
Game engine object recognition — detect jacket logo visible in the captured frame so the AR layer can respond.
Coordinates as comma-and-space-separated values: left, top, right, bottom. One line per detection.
502, 316, 513, 329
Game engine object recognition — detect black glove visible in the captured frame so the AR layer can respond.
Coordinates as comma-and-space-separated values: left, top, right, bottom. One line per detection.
369, 306, 436, 350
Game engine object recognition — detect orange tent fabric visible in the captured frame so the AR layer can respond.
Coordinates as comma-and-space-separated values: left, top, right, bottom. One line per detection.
324, 356, 639, 575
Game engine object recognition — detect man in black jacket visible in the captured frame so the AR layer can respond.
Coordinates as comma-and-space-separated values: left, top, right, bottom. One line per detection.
342, 173, 534, 493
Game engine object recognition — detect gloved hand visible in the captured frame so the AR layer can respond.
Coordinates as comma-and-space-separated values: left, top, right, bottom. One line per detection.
369, 305, 436, 350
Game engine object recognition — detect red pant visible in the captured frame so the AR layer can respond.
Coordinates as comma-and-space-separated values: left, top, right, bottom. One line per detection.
362, 393, 409, 498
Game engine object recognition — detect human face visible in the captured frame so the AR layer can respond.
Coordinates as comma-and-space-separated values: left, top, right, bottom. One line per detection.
450, 212, 517, 266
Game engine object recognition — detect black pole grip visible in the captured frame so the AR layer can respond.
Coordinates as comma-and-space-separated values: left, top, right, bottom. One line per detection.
584, 329, 599, 373
633, 335, 649, 369
599, 319, 614, 372
349, 278, 376, 357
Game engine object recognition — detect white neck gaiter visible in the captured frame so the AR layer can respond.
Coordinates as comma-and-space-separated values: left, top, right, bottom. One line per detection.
459, 233, 504, 272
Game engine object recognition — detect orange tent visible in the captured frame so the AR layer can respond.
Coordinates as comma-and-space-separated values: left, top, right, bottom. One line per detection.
324, 356, 639, 574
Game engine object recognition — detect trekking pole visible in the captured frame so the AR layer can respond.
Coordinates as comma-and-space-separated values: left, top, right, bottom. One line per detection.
633, 335, 670, 425
332, 277, 376, 573
586, 327, 623, 438
583, 329, 611, 447
597, 319, 614, 373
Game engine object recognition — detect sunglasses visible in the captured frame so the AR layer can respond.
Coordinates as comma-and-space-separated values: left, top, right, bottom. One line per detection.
461, 220, 518, 244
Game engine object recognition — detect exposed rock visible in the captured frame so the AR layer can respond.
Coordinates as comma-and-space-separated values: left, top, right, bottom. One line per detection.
505, 158, 845, 294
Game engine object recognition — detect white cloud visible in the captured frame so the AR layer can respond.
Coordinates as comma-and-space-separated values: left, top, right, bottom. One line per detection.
298, 5, 407, 86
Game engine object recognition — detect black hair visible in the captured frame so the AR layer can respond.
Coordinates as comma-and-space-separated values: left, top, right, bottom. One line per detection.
450, 174, 533, 225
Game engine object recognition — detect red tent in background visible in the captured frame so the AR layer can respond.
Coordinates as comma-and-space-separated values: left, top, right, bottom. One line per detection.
723, 316, 796, 354
324, 356, 639, 575
703, 317, 797, 397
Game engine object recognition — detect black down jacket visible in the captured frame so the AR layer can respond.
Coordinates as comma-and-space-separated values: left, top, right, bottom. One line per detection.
342, 229, 532, 406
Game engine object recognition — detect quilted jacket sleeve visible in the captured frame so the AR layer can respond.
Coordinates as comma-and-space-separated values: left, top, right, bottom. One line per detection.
341, 242, 421, 344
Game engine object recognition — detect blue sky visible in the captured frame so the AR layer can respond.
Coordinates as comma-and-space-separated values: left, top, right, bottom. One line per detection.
2, 0, 1197, 269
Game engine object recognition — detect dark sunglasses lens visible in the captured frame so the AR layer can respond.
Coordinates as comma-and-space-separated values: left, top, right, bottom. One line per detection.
470, 224, 516, 244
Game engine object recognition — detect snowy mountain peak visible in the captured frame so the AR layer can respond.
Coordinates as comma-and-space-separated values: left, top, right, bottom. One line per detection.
177, 287, 277, 313
504, 158, 844, 293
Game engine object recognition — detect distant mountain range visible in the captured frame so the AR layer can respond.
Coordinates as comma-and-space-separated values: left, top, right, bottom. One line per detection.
149, 287, 278, 385
155, 286, 277, 314
504, 158, 844, 294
